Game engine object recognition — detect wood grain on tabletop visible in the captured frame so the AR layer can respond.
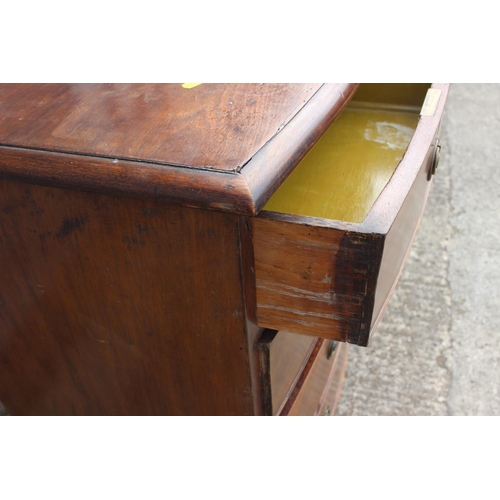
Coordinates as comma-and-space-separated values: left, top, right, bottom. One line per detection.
0, 83, 321, 170
0, 84, 357, 215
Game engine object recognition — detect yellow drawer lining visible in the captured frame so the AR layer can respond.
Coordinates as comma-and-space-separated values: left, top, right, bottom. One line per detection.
263, 103, 420, 223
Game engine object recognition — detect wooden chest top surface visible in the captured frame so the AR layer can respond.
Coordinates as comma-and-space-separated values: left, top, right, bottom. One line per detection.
0, 83, 321, 171
0, 83, 357, 214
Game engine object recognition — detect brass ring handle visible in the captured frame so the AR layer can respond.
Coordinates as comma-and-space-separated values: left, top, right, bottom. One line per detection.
327, 340, 338, 359
428, 141, 441, 180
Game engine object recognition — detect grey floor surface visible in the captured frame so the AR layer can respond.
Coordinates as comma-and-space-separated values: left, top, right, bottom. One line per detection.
337, 83, 500, 416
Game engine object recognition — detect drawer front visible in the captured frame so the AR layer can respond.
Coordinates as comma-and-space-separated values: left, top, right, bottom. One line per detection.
282, 339, 348, 416
256, 330, 316, 416
318, 342, 349, 416
253, 83, 449, 346
369, 135, 440, 335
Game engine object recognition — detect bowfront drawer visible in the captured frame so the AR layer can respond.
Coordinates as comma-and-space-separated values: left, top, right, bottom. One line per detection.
318, 342, 349, 416
283, 338, 348, 416
254, 83, 449, 346
256, 330, 316, 416
256, 329, 349, 416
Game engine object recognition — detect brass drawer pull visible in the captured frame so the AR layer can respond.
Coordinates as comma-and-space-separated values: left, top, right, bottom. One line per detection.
327, 340, 338, 360
428, 141, 441, 180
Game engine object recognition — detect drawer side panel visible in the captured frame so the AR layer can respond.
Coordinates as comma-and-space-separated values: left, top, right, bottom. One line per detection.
254, 218, 383, 342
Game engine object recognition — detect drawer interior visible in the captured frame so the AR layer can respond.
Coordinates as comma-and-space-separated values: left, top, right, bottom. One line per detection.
263, 83, 430, 223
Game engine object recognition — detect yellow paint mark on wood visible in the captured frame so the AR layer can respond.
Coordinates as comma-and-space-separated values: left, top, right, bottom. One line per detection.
182, 83, 202, 89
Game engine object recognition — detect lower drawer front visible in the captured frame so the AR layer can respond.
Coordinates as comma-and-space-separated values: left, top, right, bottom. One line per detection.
256, 330, 315, 416
282, 339, 348, 416
318, 343, 349, 416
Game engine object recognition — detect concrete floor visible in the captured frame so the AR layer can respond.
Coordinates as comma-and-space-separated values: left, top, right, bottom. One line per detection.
337, 83, 500, 416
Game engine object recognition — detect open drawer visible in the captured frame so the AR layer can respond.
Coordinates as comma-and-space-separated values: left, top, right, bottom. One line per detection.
253, 83, 449, 346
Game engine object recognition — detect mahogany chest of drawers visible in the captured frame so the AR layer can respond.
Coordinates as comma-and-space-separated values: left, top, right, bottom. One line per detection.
0, 83, 448, 415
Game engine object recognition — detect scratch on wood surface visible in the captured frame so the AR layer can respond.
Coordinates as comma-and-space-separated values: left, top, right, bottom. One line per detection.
257, 286, 333, 302
257, 303, 348, 323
